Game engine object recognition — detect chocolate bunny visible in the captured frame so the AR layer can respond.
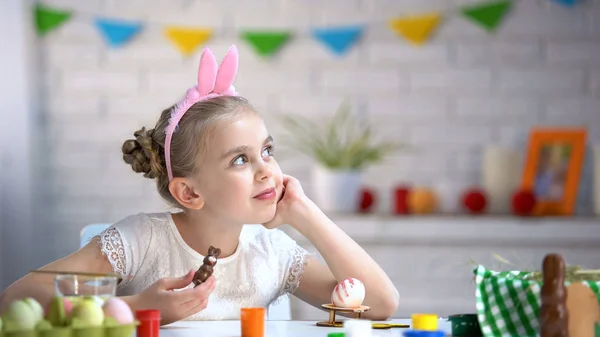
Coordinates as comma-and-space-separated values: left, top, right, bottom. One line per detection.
539, 253, 569, 337
193, 246, 221, 287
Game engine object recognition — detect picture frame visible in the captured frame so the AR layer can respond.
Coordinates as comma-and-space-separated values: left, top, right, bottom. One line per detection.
521, 127, 587, 216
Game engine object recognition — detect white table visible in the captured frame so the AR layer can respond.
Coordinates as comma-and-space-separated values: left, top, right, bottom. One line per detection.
160, 319, 453, 336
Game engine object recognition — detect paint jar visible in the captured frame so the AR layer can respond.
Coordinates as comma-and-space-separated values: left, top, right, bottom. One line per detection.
135, 309, 160, 337
241, 307, 266, 337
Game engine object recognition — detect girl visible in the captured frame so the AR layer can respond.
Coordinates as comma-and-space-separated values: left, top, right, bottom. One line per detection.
0, 45, 399, 325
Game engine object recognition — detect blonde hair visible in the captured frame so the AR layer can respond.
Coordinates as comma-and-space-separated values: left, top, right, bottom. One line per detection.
122, 95, 254, 207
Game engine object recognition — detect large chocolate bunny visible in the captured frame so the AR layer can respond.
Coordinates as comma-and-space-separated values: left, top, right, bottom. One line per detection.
193, 246, 221, 287
539, 253, 569, 337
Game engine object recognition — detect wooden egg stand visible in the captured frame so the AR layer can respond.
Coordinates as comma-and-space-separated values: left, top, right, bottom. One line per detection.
540, 253, 600, 337
316, 303, 371, 327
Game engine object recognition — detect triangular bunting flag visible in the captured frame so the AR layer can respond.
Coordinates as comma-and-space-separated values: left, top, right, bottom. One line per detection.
388, 13, 442, 46
240, 31, 291, 58
311, 25, 364, 56
552, 0, 578, 7
34, 4, 72, 36
94, 18, 143, 48
461, 0, 512, 32
164, 27, 212, 56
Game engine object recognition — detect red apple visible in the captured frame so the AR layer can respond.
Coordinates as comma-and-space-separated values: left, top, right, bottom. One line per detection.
462, 188, 487, 214
512, 189, 536, 216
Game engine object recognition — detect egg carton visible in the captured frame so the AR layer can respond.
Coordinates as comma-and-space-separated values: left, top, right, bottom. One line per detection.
0, 322, 137, 337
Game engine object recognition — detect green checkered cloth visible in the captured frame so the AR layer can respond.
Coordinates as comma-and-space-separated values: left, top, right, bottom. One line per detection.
473, 265, 600, 337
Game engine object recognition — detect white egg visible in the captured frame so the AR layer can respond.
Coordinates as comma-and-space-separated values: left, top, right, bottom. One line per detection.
331, 278, 366, 308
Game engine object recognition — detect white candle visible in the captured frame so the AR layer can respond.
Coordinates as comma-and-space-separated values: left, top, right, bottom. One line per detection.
481, 146, 524, 214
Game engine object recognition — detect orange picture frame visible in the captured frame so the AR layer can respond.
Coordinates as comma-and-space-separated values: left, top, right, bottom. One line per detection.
521, 127, 587, 216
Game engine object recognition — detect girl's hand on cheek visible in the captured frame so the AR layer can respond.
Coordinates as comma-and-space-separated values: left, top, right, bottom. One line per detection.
263, 174, 312, 229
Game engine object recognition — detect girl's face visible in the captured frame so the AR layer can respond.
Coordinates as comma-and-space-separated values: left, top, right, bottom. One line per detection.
193, 111, 284, 224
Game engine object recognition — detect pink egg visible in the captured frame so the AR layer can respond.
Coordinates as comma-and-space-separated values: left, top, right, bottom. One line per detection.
331, 278, 366, 308
44, 297, 73, 317
63, 298, 73, 316
102, 298, 134, 324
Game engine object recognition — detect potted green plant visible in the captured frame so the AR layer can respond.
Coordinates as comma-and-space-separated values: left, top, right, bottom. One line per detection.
280, 99, 399, 213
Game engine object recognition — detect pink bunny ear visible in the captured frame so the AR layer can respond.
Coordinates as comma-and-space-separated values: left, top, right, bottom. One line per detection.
197, 48, 218, 96
213, 45, 239, 94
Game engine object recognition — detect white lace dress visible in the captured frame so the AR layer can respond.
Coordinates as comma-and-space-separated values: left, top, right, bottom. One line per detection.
95, 212, 309, 320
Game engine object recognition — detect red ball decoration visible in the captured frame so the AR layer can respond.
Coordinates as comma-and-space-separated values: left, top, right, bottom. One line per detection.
358, 188, 376, 213
512, 189, 536, 216
462, 188, 487, 214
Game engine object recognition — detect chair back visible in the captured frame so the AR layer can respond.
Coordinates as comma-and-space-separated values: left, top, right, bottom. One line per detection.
80, 224, 111, 248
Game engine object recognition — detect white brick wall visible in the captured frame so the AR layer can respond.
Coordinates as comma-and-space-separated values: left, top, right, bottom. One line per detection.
22, 0, 600, 310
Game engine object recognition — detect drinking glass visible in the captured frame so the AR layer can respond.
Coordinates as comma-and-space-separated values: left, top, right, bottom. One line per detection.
54, 274, 117, 305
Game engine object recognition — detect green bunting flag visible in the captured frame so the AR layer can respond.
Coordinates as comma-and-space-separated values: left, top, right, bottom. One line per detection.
460, 0, 512, 33
34, 4, 72, 36
240, 31, 291, 58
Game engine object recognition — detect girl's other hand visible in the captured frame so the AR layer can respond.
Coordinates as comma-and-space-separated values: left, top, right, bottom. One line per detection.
134, 270, 215, 325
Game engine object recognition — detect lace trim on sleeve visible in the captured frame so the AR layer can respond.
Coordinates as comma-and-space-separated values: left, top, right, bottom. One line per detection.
96, 227, 127, 282
282, 245, 309, 294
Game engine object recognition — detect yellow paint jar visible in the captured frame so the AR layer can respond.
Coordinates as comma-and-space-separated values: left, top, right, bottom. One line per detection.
411, 313, 438, 331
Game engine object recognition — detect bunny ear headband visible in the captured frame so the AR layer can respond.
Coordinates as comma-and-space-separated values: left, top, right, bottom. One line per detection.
164, 45, 239, 181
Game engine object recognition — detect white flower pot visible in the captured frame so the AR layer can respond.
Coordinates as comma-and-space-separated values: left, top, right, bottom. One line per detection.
311, 165, 362, 213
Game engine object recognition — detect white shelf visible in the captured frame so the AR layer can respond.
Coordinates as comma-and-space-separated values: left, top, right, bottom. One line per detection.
285, 214, 600, 247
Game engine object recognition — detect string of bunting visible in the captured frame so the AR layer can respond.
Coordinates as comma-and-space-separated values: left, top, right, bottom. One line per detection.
34, 0, 581, 58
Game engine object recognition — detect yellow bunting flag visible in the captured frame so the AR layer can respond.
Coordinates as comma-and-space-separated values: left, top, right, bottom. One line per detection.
388, 13, 442, 46
164, 27, 212, 56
